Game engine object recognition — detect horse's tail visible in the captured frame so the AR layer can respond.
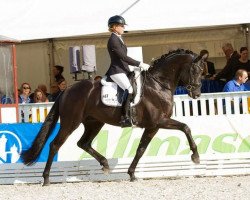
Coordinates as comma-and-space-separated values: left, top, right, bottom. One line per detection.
21, 93, 62, 166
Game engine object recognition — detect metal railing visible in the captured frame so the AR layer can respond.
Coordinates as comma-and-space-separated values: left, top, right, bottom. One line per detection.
173, 91, 250, 117
18, 102, 53, 123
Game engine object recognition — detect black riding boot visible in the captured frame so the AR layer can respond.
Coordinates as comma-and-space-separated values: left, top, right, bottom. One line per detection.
120, 93, 133, 127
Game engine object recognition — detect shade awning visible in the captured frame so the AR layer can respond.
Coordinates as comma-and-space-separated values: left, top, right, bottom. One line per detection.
0, 0, 249, 41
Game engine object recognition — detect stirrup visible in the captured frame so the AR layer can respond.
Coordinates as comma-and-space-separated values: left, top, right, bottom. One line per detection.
120, 117, 132, 128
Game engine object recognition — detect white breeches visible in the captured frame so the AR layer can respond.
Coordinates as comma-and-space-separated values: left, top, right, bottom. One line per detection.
110, 73, 133, 94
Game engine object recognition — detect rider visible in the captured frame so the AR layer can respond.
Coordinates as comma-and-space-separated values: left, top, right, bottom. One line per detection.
105, 15, 150, 127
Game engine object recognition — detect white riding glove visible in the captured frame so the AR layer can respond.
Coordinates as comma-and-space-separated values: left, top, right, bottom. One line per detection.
139, 62, 150, 71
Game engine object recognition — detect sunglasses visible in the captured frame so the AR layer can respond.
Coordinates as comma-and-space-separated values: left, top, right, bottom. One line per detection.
23, 86, 30, 89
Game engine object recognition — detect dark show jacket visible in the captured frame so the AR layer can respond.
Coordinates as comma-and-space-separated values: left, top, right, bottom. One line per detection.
215, 51, 240, 82
233, 59, 250, 72
105, 33, 140, 76
207, 61, 216, 76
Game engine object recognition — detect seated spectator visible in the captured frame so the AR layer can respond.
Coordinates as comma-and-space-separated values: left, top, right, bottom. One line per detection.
223, 69, 248, 92
233, 47, 250, 75
244, 81, 250, 91
199, 49, 216, 78
18, 82, 31, 103
49, 78, 67, 101
30, 84, 50, 102
33, 88, 49, 103
1, 95, 13, 104
213, 43, 240, 82
0, 90, 13, 104
37, 84, 50, 98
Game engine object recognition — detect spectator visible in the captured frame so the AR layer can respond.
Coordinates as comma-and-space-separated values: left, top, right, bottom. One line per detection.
0, 90, 13, 104
233, 47, 250, 75
18, 82, 31, 103
1, 95, 13, 104
53, 65, 65, 82
213, 43, 240, 82
49, 79, 67, 101
51, 65, 65, 94
223, 69, 248, 92
37, 84, 50, 98
30, 84, 51, 103
33, 88, 49, 103
199, 49, 216, 78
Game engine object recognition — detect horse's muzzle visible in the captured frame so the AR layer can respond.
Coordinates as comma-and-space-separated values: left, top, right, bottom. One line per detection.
188, 85, 201, 99
193, 93, 201, 99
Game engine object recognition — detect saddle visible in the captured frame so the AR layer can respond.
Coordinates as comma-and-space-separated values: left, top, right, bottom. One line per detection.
101, 67, 142, 107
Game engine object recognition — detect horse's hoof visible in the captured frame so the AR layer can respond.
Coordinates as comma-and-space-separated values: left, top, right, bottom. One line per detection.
129, 173, 137, 182
102, 166, 110, 174
42, 181, 50, 186
130, 177, 137, 182
191, 154, 200, 164
43, 178, 50, 186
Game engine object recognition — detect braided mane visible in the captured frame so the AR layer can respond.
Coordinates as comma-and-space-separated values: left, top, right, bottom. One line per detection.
151, 49, 196, 66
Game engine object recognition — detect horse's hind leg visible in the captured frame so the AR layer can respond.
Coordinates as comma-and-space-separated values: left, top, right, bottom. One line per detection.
77, 118, 109, 172
159, 118, 200, 164
43, 125, 78, 186
128, 127, 159, 181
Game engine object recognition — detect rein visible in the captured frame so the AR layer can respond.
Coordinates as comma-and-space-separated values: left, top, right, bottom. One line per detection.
145, 61, 203, 93
146, 71, 171, 91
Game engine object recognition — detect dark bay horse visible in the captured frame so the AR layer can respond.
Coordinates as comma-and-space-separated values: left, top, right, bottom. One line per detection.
21, 49, 206, 186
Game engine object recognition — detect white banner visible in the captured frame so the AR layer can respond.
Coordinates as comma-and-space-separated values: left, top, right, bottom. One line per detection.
58, 115, 250, 161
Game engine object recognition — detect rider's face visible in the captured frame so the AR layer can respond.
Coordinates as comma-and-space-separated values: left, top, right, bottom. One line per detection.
114, 24, 125, 35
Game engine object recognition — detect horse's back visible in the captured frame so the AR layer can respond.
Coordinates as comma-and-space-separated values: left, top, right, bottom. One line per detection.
58, 79, 100, 122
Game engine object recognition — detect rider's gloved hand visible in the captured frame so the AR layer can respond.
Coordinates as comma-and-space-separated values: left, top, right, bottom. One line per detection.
139, 62, 150, 71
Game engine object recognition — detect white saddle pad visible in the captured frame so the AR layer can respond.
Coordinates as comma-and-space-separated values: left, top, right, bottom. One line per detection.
101, 68, 142, 107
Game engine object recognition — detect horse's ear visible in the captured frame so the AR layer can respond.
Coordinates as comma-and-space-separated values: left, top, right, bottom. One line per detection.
194, 53, 208, 63
201, 53, 208, 61
193, 55, 201, 63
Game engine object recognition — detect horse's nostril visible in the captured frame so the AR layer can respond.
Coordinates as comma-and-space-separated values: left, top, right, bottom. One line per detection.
194, 94, 200, 99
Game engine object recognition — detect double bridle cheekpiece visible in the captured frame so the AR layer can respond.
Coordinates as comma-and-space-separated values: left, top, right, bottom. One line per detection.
185, 62, 203, 92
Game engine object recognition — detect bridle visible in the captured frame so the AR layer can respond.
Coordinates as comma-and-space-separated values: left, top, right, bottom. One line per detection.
145, 61, 203, 92
185, 62, 203, 92
146, 70, 171, 91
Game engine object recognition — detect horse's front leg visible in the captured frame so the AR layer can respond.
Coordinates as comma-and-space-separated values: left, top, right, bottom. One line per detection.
128, 127, 159, 181
159, 118, 200, 164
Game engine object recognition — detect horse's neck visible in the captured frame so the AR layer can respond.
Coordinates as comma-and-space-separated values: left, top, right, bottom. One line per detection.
148, 68, 180, 91
143, 75, 173, 95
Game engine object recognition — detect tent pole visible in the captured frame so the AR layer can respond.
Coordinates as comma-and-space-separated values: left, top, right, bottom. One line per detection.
48, 39, 55, 93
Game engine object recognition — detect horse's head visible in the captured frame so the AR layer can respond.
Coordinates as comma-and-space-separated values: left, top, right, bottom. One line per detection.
181, 54, 207, 99
149, 49, 206, 99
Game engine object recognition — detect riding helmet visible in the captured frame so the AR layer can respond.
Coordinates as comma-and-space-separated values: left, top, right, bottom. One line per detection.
108, 15, 127, 27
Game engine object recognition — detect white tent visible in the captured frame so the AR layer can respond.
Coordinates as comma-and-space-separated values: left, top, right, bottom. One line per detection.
0, 0, 250, 41
1, 0, 250, 92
